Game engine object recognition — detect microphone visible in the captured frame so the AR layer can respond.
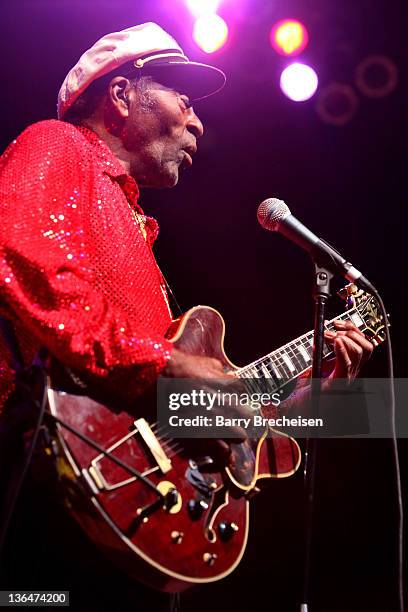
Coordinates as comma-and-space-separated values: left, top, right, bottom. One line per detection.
257, 198, 376, 293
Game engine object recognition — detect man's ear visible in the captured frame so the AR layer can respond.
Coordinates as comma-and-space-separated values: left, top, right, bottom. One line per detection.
107, 76, 131, 118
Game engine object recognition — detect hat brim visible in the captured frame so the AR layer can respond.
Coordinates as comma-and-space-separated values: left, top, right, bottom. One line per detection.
140, 60, 226, 101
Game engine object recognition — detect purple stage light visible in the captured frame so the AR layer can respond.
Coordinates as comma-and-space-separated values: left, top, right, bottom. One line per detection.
186, 0, 220, 17
280, 63, 318, 102
193, 14, 229, 53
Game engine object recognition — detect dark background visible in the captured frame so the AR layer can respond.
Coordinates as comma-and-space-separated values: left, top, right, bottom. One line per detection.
1, 1, 406, 610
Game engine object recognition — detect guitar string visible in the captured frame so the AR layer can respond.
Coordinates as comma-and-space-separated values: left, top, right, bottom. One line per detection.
150, 423, 183, 451
153, 323, 370, 425
128, 420, 183, 454
239, 331, 322, 379
142, 306, 376, 455
150, 321, 370, 441
237, 331, 325, 376
235, 309, 358, 376
239, 316, 371, 380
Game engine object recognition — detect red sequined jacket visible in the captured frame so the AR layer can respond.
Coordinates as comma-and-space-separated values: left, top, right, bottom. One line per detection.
0, 120, 173, 411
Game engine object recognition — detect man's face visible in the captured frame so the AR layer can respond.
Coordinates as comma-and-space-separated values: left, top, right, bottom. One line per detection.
123, 79, 204, 188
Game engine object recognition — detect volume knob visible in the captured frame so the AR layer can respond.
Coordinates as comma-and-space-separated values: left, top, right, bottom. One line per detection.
187, 499, 209, 520
218, 521, 239, 541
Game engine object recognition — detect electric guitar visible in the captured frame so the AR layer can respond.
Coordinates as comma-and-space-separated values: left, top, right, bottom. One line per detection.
43, 284, 385, 592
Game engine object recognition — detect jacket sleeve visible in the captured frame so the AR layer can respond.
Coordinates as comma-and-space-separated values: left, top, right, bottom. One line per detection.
0, 122, 173, 399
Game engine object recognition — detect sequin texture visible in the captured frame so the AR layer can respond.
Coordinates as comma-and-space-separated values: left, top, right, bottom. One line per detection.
0, 120, 173, 411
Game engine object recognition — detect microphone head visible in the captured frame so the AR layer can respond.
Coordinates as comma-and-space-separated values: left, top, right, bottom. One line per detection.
257, 198, 291, 231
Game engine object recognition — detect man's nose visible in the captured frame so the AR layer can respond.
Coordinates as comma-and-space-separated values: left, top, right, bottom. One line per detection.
187, 108, 204, 138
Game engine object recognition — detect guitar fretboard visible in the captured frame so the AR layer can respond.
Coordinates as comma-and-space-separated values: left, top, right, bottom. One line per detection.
236, 306, 367, 394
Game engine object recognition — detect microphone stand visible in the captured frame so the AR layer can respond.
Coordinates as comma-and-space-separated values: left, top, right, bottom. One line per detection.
300, 263, 333, 612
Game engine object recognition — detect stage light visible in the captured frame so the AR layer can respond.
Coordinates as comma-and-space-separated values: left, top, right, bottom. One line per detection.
186, 0, 220, 17
193, 14, 229, 53
280, 63, 318, 102
270, 19, 309, 56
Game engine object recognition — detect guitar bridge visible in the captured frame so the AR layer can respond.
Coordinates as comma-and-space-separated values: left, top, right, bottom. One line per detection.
87, 418, 172, 492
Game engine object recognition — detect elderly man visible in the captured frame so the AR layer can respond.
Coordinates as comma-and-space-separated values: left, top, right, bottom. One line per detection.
0, 22, 372, 611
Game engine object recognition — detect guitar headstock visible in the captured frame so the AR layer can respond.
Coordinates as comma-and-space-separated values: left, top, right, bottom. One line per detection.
338, 283, 387, 347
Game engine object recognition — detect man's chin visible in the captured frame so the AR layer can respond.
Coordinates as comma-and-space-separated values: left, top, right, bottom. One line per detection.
139, 169, 179, 190
164, 171, 179, 188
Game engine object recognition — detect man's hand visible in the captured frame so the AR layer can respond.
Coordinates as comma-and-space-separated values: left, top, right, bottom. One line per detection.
324, 320, 374, 381
162, 347, 251, 446
163, 347, 231, 379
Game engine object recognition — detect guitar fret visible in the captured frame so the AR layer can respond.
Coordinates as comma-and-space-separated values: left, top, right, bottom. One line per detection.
251, 366, 264, 391
297, 341, 311, 364
349, 311, 364, 328
239, 364, 271, 392
256, 363, 278, 392
286, 344, 304, 373
275, 353, 291, 379
291, 342, 305, 369
302, 335, 313, 350
239, 363, 278, 395
282, 352, 296, 373
300, 336, 313, 359
322, 342, 332, 357
268, 357, 282, 379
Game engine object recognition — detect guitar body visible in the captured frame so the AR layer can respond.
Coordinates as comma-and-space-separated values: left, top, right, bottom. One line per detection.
46, 306, 301, 592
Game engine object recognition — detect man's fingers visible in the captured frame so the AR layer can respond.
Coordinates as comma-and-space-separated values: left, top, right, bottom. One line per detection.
333, 335, 367, 379
325, 326, 373, 363
337, 335, 362, 361
333, 320, 372, 345
333, 319, 363, 333
334, 336, 352, 369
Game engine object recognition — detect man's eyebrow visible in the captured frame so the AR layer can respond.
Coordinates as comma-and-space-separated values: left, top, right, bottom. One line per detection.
180, 94, 192, 108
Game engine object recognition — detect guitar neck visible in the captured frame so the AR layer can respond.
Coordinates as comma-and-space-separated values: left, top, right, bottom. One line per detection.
236, 306, 367, 392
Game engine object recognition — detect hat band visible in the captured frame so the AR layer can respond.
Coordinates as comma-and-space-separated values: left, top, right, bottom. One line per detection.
134, 50, 189, 68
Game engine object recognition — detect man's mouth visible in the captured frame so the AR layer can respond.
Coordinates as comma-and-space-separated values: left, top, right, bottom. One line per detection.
182, 150, 193, 167
180, 149, 194, 170
180, 142, 197, 169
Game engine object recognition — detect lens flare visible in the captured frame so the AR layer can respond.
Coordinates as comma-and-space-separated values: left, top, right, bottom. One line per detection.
355, 55, 398, 98
193, 14, 229, 54
280, 63, 318, 102
270, 19, 309, 56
